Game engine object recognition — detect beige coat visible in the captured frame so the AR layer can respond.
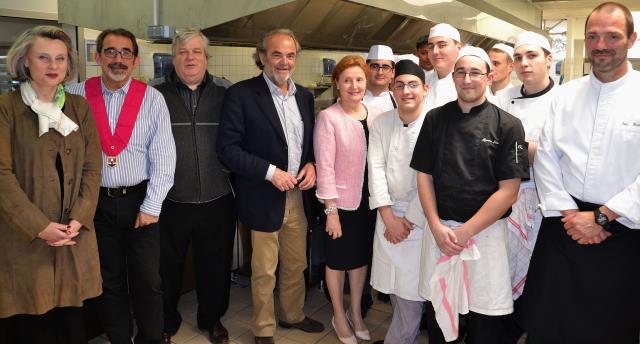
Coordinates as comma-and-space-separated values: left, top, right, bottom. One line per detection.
0, 90, 102, 317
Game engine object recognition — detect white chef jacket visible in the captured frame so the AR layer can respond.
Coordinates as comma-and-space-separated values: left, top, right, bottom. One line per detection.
495, 80, 557, 299
363, 89, 396, 114
424, 71, 457, 113
424, 69, 436, 87
496, 81, 557, 187
368, 109, 426, 301
534, 68, 640, 229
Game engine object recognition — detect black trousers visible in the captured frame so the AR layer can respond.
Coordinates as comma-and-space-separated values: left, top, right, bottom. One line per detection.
160, 195, 237, 334
0, 307, 86, 344
94, 184, 163, 344
424, 301, 513, 344
520, 198, 640, 344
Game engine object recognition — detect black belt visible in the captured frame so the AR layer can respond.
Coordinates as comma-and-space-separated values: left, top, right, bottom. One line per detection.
100, 180, 148, 198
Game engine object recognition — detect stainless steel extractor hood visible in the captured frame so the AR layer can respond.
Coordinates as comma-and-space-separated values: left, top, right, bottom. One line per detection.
202, 0, 505, 54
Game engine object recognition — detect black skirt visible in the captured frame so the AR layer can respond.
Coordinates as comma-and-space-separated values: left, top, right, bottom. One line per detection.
519, 198, 640, 344
322, 186, 376, 271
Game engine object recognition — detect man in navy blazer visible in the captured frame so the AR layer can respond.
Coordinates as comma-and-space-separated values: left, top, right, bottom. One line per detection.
217, 29, 323, 344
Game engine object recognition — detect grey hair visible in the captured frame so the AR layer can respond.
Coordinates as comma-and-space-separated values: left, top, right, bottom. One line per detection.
253, 28, 301, 70
172, 28, 210, 58
7, 25, 78, 82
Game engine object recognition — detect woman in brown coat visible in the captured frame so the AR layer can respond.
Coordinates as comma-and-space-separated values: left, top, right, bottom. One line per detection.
0, 26, 102, 344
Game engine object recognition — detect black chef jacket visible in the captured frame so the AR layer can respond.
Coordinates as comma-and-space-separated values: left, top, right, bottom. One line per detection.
410, 100, 529, 223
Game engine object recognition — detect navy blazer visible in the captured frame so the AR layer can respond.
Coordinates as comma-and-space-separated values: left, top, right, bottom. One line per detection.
217, 75, 315, 232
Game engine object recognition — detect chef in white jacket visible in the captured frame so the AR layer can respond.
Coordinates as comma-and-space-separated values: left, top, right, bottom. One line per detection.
521, 3, 640, 343
364, 45, 397, 113
369, 60, 429, 344
423, 23, 461, 112
494, 30, 557, 343
496, 31, 557, 293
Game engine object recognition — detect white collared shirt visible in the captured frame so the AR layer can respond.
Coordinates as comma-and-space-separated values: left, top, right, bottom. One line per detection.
534, 68, 640, 228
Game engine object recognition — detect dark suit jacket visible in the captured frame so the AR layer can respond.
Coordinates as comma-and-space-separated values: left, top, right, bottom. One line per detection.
217, 75, 315, 232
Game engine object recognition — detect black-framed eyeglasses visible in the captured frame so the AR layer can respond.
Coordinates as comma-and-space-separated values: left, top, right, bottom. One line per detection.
102, 48, 135, 60
370, 63, 393, 72
393, 82, 422, 91
453, 70, 488, 80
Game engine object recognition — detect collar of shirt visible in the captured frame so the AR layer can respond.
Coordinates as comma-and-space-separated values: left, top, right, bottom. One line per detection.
453, 99, 491, 115
396, 107, 427, 128
365, 89, 391, 98
517, 77, 555, 99
170, 70, 210, 91
263, 72, 297, 98
101, 77, 132, 96
590, 64, 632, 89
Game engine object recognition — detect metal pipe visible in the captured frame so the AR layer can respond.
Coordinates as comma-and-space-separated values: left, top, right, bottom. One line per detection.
152, 0, 159, 25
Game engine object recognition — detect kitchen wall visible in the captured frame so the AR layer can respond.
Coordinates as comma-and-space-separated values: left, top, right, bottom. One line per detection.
81, 28, 363, 89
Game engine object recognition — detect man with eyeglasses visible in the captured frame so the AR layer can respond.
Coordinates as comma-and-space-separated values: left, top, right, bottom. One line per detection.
411, 46, 528, 344
368, 60, 429, 344
154, 28, 236, 344
363, 45, 396, 114
424, 23, 462, 112
67, 28, 176, 344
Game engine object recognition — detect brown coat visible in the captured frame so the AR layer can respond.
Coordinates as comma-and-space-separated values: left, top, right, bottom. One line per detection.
0, 90, 102, 317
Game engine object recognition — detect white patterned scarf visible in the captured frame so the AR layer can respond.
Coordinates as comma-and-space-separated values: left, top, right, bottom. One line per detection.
20, 81, 79, 137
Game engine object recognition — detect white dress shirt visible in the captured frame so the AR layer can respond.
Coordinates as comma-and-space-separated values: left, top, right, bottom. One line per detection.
534, 68, 640, 228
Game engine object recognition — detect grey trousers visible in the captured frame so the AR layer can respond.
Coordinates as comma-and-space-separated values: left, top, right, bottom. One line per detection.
384, 294, 424, 344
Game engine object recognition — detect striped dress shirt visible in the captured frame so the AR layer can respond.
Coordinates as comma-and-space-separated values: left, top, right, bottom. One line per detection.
262, 73, 304, 180
66, 78, 176, 216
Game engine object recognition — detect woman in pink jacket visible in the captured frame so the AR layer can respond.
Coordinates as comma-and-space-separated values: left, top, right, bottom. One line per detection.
314, 55, 378, 344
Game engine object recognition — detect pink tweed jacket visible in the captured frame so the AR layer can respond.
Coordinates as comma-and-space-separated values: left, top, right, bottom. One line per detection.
314, 102, 379, 210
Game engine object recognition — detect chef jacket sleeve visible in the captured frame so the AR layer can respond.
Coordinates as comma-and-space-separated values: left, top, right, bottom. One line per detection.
495, 115, 529, 181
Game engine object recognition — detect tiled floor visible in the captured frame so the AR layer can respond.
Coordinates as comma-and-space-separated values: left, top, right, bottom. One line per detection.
89, 279, 527, 344
89, 279, 427, 344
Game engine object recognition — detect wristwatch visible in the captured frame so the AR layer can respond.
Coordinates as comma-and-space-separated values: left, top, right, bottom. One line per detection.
593, 208, 610, 228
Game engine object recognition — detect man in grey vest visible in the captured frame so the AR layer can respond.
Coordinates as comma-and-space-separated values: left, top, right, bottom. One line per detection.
155, 28, 236, 344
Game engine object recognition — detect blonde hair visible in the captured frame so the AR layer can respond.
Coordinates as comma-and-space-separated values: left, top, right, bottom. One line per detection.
7, 25, 78, 82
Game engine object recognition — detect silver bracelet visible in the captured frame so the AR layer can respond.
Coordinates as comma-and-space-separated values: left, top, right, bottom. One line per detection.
324, 206, 337, 215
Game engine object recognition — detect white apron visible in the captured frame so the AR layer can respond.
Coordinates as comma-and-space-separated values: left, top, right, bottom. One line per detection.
419, 219, 513, 316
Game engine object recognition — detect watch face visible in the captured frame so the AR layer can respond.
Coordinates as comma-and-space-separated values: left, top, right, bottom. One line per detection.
596, 213, 608, 226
